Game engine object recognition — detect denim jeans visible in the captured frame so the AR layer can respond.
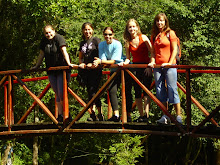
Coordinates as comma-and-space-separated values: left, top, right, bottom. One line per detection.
48, 71, 71, 102
153, 67, 180, 104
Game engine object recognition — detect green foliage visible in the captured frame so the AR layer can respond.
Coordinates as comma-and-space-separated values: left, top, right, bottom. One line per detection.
0, 0, 219, 164
108, 134, 144, 165
13, 142, 33, 164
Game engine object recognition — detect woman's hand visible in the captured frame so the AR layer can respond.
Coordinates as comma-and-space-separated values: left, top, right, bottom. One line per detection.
161, 63, 171, 67
148, 62, 155, 68
93, 57, 101, 67
117, 62, 124, 66
79, 63, 86, 69
87, 63, 93, 68
69, 63, 78, 68
118, 59, 130, 67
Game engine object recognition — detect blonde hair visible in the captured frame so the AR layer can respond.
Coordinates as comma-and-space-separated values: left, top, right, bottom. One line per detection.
123, 19, 142, 47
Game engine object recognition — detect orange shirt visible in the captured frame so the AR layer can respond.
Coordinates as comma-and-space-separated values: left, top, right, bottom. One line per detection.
129, 34, 150, 63
152, 30, 177, 64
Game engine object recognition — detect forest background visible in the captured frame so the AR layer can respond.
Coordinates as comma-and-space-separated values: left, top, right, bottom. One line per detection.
0, 0, 219, 164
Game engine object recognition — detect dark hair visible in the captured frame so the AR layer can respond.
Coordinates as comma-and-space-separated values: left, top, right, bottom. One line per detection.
151, 13, 171, 39
103, 27, 114, 34
81, 22, 94, 40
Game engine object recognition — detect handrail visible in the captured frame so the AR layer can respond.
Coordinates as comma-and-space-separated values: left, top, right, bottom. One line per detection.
0, 64, 220, 75
0, 64, 219, 138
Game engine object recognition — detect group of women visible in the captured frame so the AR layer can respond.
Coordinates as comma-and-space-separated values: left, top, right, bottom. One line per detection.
32, 13, 182, 124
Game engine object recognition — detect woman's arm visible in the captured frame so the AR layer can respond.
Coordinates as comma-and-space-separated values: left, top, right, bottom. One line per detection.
78, 51, 86, 68
161, 31, 177, 66
60, 46, 76, 67
93, 57, 115, 67
94, 42, 115, 66
167, 39, 177, 65
142, 34, 154, 58
123, 45, 131, 65
142, 35, 155, 67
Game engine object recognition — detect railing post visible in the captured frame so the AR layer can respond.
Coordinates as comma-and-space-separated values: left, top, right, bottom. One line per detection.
8, 75, 14, 129
63, 70, 69, 122
121, 69, 127, 124
4, 84, 8, 125
186, 69, 192, 131
55, 95, 58, 119
107, 73, 112, 119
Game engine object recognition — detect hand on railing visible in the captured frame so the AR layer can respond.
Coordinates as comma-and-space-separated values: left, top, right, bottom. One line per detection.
118, 59, 130, 67
68, 63, 78, 68
86, 63, 93, 68
93, 57, 101, 67
79, 63, 86, 69
148, 62, 156, 68
161, 63, 171, 67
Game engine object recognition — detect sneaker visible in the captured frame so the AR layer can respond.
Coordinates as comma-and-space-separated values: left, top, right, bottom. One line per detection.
87, 113, 97, 121
135, 115, 148, 122
57, 115, 63, 122
176, 115, 183, 124
157, 115, 171, 124
98, 114, 105, 121
107, 115, 120, 122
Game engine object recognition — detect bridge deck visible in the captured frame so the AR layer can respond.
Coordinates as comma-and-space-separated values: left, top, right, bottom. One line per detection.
0, 121, 219, 139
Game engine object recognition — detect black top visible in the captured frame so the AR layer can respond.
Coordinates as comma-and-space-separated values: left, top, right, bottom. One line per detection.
40, 33, 68, 68
79, 37, 101, 64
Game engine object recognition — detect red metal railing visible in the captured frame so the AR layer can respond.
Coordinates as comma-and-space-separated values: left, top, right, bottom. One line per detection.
0, 65, 219, 138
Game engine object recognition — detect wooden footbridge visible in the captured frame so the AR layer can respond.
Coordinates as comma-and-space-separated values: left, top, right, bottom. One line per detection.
0, 64, 219, 139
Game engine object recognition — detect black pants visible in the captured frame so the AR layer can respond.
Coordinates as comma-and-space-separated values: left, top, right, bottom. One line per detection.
133, 67, 153, 98
108, 71, 133, 113
124, 67, 153, 112
79, 68, 102, 108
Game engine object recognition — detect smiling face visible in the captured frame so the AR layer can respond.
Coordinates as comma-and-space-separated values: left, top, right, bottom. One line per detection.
103, 29, 114, 44
156, 16, 166, 31
128, 21, 138, 36
44, 27, 55, 40
83, 25, 94, 40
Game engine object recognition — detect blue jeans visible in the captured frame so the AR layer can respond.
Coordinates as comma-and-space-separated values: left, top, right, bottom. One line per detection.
48, 71, 71, 102
153, 67, 180, 104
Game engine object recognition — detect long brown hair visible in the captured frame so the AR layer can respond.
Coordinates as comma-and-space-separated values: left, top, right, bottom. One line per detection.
81, 22, 94, 40
151, 13, 171, 39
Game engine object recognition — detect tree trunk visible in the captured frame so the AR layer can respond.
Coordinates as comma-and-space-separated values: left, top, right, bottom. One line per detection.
216, 149, 220, 165
1, 142, 12, 165
33, 136, 38, 165
33, 108, 39, 165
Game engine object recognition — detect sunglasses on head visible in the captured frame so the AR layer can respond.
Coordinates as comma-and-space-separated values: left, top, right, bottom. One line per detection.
104, 33, 113, 36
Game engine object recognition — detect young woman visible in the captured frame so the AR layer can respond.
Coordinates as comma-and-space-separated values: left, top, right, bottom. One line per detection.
32, 25, 75, 122
93, 27, 126, 122
78, 22, 103, 121
148, 13, 182, 124
123, 19, 153, 122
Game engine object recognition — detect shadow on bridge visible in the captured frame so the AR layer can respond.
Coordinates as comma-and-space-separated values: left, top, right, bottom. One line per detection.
0, 64, 219, 139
